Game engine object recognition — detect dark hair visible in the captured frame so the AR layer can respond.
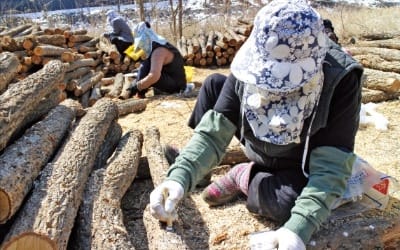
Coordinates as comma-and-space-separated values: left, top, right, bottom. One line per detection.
323, 19, 334, 31
145, 21, 151, 28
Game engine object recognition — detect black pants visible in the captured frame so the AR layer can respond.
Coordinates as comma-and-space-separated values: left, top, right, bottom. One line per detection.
111, 37, 132, 59
188, 73, 308, 224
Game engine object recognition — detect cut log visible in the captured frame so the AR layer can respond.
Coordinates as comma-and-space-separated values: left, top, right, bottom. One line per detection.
68, 34, 93, 44
89, 82, 102, 106
10, 88, 67, 142
118, 75, 132, 100
65, 58, 100, 72
76, 129, 143, 249
1, 98, 118, 250
80, 90, 90, 108
0, 36, 24, 51
0, 24, 31, 37
93, 121, 123, 170
36, 34, 66, 46
361, 87, 400, 103
143, 126, 191, 249
33, 44, 71, 57
98, 35, 120, 61
362, 68, 400, 93
356, 38, 400, 50
63, 67, 92, 87
0, 60, 66, 152
106, 72, 124, 98
353, 54, 400, 74
74, 71, 104, 97
0, 99, 82, 224
117, 98, 148, 116
0, 52, 20, 93
308, 198, 400, 249
347, 46, 400, 62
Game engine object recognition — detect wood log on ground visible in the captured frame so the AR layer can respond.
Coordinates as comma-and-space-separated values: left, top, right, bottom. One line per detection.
80, 90, 90, 108
98, 35, 121, 61
68, 34, 93, 44
74, 71, 104, 97
89, 82, 102, 106
67, 70, 95, 92
63, 67, 92, 87
93, 121, 123, 170
347, 46, 400, 62
0, 52, 20, 93
76, 129, 143, 249
206, 31, 215, 51
119, 75, 132, 100
0, 99, 82, 224
63, 29, 87, 39
36, 34, 66, 46
9, 89, 68, 142
106, 72, 124, 98
361, 87, 400, 103
0, 60, 66, 152
65, 58, 100, 72
117, 98, 148, 116
1, 98, 118, 250
0, 24, 31, 37
362, 68, 400, 93
0, 36, 24, 51
356, 38, 400, 50
354, 54, 400, 74
309, 198, 400, 249
143, 126, 191, 250
33, 44, 71, 57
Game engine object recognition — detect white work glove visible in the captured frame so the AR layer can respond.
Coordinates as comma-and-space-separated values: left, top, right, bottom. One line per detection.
149, 180, 184, 223
249, 227, 305, 250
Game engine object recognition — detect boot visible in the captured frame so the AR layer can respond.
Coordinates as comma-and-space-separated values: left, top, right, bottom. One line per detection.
202, 162, 253, 206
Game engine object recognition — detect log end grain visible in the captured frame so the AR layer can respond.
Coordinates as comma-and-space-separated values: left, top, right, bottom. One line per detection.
2, 232, 56, 250
0, 189, 10, 223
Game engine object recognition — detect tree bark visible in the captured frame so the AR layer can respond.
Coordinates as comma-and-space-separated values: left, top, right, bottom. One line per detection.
93, 121, 123, 170
74, 71, 104, 97
0, 60, 66, 152
361, 87, 400, 103
353, 54, 400, 74
76, 129, 143, 250
36, 34, 67, 46
106, 73, 124, 98
362, 68, 400, 93
33, 44, 71, 57
118, 75, 132, 100
117, 98, 148, 116
89, 82, 102, 106
0, 52, 20, 93
0, 99, 82, 224
356, 38, 400, 50
309, 199, 400, 249
1, 98, 118, 250
143, 126, 191, 250
347, 46, 400, 62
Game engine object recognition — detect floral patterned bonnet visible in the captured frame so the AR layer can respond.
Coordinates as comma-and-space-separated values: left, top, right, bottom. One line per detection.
133, 21, 167, 59
231, 0, 328, 145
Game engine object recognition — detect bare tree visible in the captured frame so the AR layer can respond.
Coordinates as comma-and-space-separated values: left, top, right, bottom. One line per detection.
137, 0, 145, 21
167, 0, 183, 42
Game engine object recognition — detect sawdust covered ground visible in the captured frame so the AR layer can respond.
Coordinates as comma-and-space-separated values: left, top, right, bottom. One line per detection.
118, 67, 400, 250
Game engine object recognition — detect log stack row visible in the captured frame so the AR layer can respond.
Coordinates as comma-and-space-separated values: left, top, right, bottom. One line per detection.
0, 23, 149, 109
177, 20, 253, 67
346, 37, 400, 103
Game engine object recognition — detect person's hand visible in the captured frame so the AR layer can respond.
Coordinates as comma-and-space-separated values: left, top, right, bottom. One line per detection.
249, 227, 305, 250
127, 81, 139, 96
149, 180, 184, 224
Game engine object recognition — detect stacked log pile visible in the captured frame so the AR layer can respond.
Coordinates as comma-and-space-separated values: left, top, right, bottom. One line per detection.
177, 20, 253, 67
0, 24, 148, 111
1, 22, 400, 249
346, 37, 400, 103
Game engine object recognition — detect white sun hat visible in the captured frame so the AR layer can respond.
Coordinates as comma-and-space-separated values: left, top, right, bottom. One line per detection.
231, 0, 328, 145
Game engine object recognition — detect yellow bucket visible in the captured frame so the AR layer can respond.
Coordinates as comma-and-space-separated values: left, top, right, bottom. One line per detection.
184, 66, 194, 83
124, 45, 146, 61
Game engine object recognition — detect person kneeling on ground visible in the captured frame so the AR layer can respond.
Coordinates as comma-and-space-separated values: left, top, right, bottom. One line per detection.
103, 10, 134, 59
128, 21, 187, 98
149, 0, 364, 249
